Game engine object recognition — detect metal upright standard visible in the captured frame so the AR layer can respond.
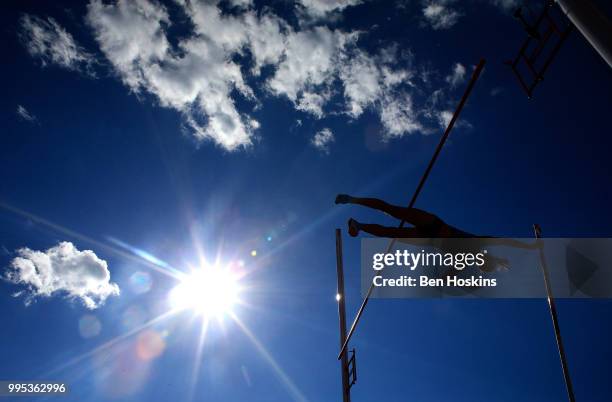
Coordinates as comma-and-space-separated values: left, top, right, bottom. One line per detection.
335, 229, 352, 402
338, 58, 487, 361
533, 224, 576, 402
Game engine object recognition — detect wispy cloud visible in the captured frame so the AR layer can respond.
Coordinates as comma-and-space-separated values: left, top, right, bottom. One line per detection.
16, 105, 37, 123
445, 62, 466, 87
436, 109, 453, 128
421, 0, 519, 30
420, 60, 477, 131
19, 14, 95, 74
4, 242, 120, 309
297, 0, 364, 20
311, 128, 334, 153
339, 46, 421, 137
422, 1, 462, 30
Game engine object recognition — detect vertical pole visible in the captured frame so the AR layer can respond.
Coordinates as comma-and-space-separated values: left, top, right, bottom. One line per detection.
335, 229, 351, 402
533, 224, 576, 402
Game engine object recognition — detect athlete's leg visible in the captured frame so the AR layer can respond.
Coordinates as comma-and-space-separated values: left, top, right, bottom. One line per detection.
348, 218, 422, 238
337, 194, 441, 227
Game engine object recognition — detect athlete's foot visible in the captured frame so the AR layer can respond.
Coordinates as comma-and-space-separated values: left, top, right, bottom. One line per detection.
335, 194, 352, 204
348, 218, 360, 237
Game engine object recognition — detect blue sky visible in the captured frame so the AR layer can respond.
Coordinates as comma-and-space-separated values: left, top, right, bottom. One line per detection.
2, 0, 612, 401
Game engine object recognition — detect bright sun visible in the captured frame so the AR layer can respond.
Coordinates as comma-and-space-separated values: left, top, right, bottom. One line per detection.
169, 268, 240, 316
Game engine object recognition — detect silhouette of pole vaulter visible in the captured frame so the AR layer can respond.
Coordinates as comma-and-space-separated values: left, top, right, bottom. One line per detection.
336, 194, 476, 238
335, 193, 540, 271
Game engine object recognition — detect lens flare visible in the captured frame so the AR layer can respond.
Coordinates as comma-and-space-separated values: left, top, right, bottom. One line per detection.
136, 330, 166, 361
129, 271, 153, 294
78, 315, 101, 339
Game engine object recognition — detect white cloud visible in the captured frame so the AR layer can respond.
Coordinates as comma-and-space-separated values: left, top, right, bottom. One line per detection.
181, 2, 288, 75
436, 109, 453, 128
87, 0, 265, 151
268, 26, 354, 112
228, 0, 254, 9
21, 0, 467, 151
296, 91, 329, 119
16, 105, 37, 122
19, 14, 95, 74
421, 0, 516, 31
445, 62, 466, 87
264, 22, 430, 140
420, 61, 475, 131
298, 0, 364, 19
379, 94, 423, 138
311, 128, 334, 152
86, 0, 171, 91
4, 242, 119, 309
339, 47, 412, 115
339, 49, 382, 118
435, 108, 472, 130
182, 1, 249, 52
338, 46, 421, 138
422, 1, 462, 30
244, 13, 289, 75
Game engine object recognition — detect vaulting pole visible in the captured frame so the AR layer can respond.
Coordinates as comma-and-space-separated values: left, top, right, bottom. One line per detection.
335, 229, 351, 402
338, 58, 487, 360
533, 224, 576, 402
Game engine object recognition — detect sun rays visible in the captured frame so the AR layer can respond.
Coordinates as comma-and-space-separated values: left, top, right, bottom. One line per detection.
2, 202, 308, 402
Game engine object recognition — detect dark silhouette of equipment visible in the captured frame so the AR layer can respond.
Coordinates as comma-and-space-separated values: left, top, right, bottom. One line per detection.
337, 58, 487, 362
347, 349, 357, 388
514, 7, 541, 39
506, 1, 573, 98
533, 225, 576, 402
335, 229, 353, 402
